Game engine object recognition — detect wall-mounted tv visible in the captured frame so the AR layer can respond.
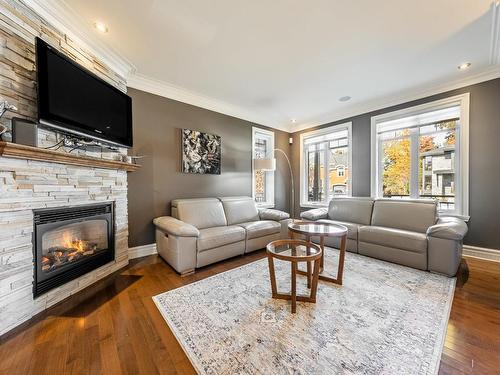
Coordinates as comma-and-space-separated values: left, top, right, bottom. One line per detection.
36, 37, 133, 148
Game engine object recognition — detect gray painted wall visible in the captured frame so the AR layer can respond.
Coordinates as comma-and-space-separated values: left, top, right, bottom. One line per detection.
127, 88, 291, 247
290, 77, 500, 249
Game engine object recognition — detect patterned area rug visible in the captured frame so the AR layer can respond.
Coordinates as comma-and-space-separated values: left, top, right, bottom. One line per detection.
153, 248, 455, 375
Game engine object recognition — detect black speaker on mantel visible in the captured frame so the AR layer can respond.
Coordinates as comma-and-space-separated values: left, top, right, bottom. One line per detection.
12, 117, 38, 147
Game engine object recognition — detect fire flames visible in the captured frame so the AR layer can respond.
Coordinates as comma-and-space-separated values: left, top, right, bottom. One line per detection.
63, 232, 85, 253
41, 232, 98, 272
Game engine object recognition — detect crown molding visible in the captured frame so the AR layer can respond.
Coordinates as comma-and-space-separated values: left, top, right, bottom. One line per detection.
21, 0, 136, 78
127, 73, 292, 132
290, 65, 500, 133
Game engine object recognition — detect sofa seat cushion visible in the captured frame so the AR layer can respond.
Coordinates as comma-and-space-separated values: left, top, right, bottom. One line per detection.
238, 220, 281, 240
197, 225, 245, 252
359, 226, 427, 253
317, 219, 359, 240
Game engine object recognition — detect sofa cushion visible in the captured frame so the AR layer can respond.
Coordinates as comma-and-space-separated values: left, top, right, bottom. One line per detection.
317, 219, 359, 240
171, 198, 217, 220
328, 198, 374, 225
358, 225, 427, 253
371, 199, 437, 233
173, 198, 227, 229
219, 196, 260, 225
197, 225, 245, 252
238, 220, 281, 240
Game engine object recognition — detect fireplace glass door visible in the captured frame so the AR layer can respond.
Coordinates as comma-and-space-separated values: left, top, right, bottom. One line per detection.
33, 203, 114, 297
41, 219, 109, 274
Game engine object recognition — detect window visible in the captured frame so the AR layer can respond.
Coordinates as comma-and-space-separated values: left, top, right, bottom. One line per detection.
371, 94, 469, 219
252, 127, 275, 208
300, 123, 352, 207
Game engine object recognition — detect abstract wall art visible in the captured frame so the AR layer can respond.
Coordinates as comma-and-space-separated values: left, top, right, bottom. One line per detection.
181, 129, 221, 174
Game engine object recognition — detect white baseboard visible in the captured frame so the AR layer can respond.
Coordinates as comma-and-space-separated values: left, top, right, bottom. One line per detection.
129, 243, 157, 259
463, 245, 500, 263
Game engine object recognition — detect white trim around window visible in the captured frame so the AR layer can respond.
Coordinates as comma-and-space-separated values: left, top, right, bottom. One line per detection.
252, 127, 275, 208
300, 122, 353, 208
370, 93, 470, 220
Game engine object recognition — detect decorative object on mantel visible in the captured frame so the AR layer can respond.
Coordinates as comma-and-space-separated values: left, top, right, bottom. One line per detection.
0, 99, 18, 141
0, 100, 18, 119
0, 142, 140, 172
0, 124, 6, 139
123, 154, 146, 164
181, 129, 221, 174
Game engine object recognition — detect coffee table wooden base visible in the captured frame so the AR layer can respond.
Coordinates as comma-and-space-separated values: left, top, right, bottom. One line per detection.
266, 240, 322, 314
290, 230, 347, 286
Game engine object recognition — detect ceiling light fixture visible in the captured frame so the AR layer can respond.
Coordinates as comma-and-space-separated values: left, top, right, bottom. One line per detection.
291, 119, 297, 123
339, 96, 351, 102
94, 21, 109, 33
457, 62, 471, 70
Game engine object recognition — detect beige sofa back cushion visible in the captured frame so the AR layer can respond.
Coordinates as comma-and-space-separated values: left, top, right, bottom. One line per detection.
371, 199, 437, 233
219, 196, 260, 225
328, 197, 374, 225
172, 198, 227, 229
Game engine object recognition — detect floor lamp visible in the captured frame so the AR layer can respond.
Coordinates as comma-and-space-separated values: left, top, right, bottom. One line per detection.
253, 148, 295, 220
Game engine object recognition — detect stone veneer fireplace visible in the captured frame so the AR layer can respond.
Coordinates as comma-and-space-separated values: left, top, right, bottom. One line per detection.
0, 0, 137, 336
33, 203, 115, 297
0, 153, 132, 336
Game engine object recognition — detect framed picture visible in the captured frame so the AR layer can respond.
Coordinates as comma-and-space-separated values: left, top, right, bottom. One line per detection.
181, 129, 221, 174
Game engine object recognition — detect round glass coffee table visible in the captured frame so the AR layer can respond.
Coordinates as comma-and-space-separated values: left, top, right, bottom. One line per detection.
266, 239, 322, 313
288, 221, 348, 285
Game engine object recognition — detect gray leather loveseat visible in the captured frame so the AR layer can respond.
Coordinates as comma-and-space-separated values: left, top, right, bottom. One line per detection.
301, 197, 468, 276
153, 196, 290, 275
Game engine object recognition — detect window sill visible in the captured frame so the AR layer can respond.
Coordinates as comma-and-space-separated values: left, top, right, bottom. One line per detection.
439, 213, 470, 222
300, 203, 328, 209
256, 203, 275, 209
301, 200, 470, 222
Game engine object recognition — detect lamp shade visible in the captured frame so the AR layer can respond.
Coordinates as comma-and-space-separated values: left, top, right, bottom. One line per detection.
253, 158, 276, 171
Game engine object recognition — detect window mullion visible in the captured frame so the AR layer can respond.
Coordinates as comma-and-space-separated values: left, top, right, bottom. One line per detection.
324, 142, 330, 204
377, 138, 384, 197
410, 128, 419, 199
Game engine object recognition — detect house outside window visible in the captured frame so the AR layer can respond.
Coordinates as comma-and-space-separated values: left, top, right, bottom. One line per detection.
371, 94, 469, 219
300, 122, 352, 207
252, 127, 275, 208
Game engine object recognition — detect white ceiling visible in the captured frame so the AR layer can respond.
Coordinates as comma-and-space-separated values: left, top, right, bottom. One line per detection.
29, 0, 500, 132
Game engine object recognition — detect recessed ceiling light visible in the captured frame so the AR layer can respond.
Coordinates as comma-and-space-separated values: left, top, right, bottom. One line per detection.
291, 118, 297, 123
94, 21, 109, 33
457, 62, 471, 70
339, 96, 351, 102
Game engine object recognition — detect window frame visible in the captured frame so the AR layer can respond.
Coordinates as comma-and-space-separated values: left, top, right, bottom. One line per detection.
299, 122, 353, 208
370, 93, 470, 220
252, 127, 275, 208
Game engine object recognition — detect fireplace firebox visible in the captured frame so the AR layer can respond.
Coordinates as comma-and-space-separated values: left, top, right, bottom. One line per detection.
33, 203, 114, 297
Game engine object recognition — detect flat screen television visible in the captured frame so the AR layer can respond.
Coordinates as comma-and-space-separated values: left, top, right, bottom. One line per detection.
36, 37, 133, 148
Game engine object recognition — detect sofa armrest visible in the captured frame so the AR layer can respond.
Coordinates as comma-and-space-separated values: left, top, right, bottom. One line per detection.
259, 208, 290, 221
300, 208, 328, 221
427, 217, 468, 241
153, 216, 200, 237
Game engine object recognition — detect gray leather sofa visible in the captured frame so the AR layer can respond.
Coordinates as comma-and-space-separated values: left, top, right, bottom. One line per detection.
301, 197, 468, 276
153, 196, 290, 275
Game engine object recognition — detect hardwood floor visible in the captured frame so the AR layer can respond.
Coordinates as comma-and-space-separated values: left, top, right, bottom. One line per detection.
0, 252, 499, 375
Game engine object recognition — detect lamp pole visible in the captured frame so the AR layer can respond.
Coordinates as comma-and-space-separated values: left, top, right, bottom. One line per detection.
271, 148, 295, 220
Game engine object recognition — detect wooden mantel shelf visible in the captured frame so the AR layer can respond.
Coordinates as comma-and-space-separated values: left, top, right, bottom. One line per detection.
0, 142, 140, 172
